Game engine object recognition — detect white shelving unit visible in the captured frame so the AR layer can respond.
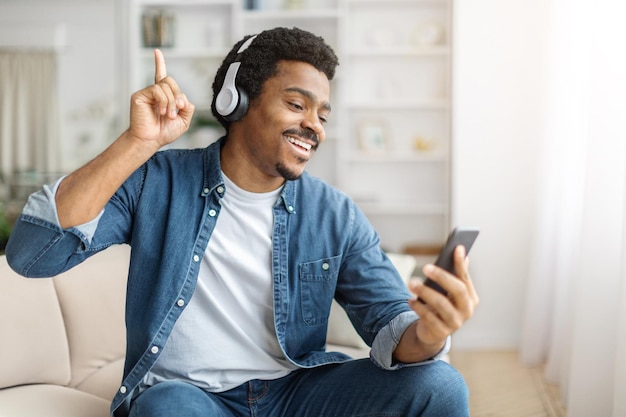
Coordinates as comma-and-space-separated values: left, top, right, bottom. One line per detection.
128, 0, 241, 147
239, 1, 344, 186
126, 0, 451, 253
339, 0, 451, 252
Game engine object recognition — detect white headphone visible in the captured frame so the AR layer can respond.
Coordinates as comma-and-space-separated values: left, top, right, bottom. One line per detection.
214, 35, 258, 122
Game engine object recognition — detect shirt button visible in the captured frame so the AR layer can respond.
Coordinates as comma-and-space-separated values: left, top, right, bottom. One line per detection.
287, 205, 294, 212
151, 346, 159, 354
202, 187, 210, 195
209, 209, 217, 217
120, 386, 127, 394
217, 186, 224, 194
322, 262, 330, 270
177, 299, 185, 307
193, 255, 200, 262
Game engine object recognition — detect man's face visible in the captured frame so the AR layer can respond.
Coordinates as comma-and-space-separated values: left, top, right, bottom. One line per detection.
235, 60, 331, 183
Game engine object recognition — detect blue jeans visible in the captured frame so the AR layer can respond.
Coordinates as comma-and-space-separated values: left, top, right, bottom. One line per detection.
128, 359, 469, 417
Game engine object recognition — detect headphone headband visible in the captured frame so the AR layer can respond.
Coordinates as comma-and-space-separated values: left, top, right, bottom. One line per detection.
237, 35, 257, 54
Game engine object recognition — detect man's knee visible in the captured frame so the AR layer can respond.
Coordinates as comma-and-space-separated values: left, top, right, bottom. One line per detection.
427, 361, 468, 404
400, 361, 469, 416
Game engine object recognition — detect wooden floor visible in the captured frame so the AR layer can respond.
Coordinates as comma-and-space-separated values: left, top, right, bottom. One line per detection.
449, 350, 567, 417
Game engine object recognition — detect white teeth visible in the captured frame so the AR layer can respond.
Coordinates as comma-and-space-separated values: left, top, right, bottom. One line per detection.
286, 136, 312, 151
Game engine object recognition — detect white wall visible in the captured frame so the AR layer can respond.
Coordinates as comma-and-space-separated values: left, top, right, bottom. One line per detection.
451, 0, 550, 349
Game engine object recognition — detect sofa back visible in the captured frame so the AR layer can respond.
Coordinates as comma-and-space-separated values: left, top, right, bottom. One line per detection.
0, 258, 71, 388
0, 245, 130, 400
53, 245, 129, 398
326, 253, 417, 349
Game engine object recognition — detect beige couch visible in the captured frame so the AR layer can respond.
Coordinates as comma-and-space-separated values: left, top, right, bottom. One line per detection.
0, 245, 418, 417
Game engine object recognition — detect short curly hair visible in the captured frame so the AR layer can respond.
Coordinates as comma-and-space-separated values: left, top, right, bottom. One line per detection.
211, 27, 339, 130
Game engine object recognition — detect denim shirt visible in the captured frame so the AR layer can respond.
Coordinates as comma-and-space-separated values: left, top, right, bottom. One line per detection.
6, 138, 449, 417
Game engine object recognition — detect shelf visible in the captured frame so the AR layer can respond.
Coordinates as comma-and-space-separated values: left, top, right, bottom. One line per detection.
350, 0, 447, 4
242, 9, 342, 20
349, 46, 448, 57
345, 152, 448, 163
353, 201, 448, 216
347, 99, 449, 110
137, 0, 236, 5
140, 47, 230, 59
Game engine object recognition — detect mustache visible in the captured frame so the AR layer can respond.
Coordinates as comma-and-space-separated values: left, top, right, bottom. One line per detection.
283, 128, 319, 150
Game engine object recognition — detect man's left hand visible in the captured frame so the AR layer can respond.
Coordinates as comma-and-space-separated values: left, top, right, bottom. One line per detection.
394, 245, 479, 362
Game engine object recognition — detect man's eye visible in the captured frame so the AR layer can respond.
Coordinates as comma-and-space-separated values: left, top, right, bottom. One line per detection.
290, 102, 303, 111
319, 115, 328, 124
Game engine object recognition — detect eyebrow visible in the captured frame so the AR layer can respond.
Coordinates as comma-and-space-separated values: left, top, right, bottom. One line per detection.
284, 87, 332, 112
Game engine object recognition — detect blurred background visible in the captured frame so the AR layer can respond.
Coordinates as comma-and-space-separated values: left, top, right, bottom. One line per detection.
1, 0, 625, 415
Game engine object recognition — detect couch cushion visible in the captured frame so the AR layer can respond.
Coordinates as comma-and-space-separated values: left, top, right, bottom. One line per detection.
385, 253, 418, 284
53, 245, 129, 391
326, 343, 369, 359
0, 384, 110, 417
0, 256, 71, 389
327, 300, 369, 349
74, 357, 125, 401
326, 253, 417, 349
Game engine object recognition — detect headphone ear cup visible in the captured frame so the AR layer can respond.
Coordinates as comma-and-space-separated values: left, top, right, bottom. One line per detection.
215, 62, 240, 117
223, 88, 249, 122
215, 34, 258, 122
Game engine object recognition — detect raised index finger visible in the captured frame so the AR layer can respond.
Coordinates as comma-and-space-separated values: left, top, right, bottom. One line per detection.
154, 49, 167, 83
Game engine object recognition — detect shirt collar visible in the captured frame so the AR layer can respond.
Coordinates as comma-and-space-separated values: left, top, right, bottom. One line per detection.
202, 137, 226, 197
203, 136, 298, 214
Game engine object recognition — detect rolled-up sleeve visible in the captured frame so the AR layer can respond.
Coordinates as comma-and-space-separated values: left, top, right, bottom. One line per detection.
21, 176, 103, 244
6, 177, 107, 277
370, 311, 451, 370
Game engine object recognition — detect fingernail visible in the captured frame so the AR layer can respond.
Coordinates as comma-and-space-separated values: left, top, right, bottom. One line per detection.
408, 278, 423, 289
423, 264, 435, 274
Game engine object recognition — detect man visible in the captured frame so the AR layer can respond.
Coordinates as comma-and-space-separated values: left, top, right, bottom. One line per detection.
7, 27, 478, 417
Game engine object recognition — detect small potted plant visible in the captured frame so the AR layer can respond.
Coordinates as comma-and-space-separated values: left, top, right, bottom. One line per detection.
188, 111, 224, 148
0, 203, 12, 255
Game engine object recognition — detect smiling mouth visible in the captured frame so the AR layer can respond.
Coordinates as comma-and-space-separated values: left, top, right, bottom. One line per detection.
284, 135, 313, 152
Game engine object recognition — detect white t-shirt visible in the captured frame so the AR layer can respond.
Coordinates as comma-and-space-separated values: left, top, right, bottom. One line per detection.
142, 174, 298, 392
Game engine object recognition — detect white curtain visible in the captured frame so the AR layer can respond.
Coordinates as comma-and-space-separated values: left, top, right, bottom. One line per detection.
0, 50, 61, 191
520, 0, 626, 415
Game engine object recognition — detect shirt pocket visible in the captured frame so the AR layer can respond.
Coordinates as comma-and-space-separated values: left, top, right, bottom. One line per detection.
299, 255, 341, 326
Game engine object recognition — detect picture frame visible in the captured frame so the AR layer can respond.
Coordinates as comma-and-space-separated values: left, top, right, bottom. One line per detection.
358, 121, 390, 154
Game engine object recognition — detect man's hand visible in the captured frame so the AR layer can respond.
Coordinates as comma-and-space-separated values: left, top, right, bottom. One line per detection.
128, 49, 195, 148
55, 50, 195, 229
394, 245, 479, 362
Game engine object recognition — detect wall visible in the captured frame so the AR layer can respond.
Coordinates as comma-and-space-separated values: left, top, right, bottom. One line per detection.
451, 0, 549, 349
0, 0, 120, 172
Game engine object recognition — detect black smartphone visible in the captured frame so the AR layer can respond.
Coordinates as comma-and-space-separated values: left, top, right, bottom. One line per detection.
421, 226, 480, 299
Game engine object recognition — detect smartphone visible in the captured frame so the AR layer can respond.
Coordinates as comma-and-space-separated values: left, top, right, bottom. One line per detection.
421, 226, 480, 300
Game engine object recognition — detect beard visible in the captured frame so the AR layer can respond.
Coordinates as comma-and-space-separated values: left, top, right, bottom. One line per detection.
276, 161, 304, 181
